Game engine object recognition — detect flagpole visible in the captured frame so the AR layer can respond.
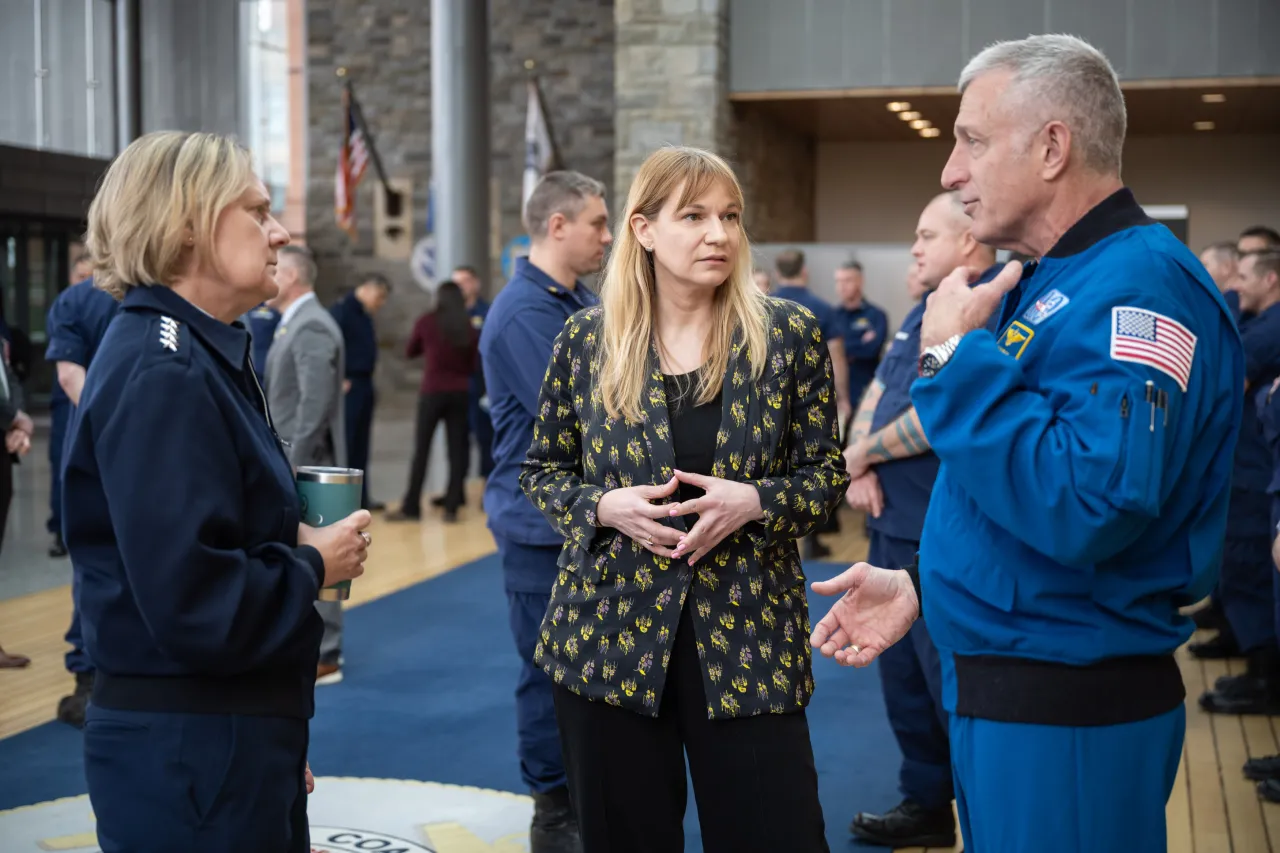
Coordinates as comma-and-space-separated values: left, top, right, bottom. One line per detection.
337, 67, 402, 217
524, 59, 562, 171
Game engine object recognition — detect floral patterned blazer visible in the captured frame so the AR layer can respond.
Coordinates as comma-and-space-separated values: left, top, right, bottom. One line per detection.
519, 298, 850, 720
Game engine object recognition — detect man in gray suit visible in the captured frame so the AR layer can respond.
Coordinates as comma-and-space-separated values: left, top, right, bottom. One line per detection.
265, 245, 348, 684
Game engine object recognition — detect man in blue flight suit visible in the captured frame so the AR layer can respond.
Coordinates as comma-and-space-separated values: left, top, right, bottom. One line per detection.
831, 260, 887, 416
811, 35, 1243, 852
45, 258, 119, 728
330, 273, 390, 511
480, 171, 612, 853
1200, 247, 1280, 714
244, 302, 279, 385
774, 248, 850, 556
840, 191, 997, 848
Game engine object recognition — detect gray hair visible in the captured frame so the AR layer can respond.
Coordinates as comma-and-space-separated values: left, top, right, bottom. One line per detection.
279, 245, 317, 286
1201, 241, 1239, 264
523, 171, 606, 240
959, 34, 1126, 175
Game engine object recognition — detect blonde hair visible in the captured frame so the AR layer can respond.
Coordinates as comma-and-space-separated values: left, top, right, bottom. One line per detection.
87, 131, 256, 298
598, 147, 768, 423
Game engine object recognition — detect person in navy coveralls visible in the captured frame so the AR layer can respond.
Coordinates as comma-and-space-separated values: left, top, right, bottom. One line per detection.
811, 36, 1243, 853
840, 190, 997, 848
44, 259, 119, 728
480, 171, 612, 853
831, 260, 887, 415
454, 264, 494, 485
63, 131, 371, 853
330, 273, 390, 510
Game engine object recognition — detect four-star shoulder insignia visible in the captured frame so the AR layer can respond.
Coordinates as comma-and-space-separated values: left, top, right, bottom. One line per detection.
159, 316, 180, 352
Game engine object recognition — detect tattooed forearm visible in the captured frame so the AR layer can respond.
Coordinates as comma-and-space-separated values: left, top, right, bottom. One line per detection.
864, 407, 932, 464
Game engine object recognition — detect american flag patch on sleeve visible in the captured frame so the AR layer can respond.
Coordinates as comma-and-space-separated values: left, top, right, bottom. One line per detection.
1110, 306, 1197, 392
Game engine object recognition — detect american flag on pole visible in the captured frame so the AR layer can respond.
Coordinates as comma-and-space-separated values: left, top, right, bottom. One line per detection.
335, 85, 370, 236
1110, 306, 1197, 392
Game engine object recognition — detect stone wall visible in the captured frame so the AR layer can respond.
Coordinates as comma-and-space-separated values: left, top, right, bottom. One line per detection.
613, 0, 733, 204
733, 104, 817, 243
305, 0, 615, 391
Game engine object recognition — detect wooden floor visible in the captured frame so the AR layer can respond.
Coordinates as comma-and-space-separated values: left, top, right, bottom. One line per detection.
2, 495, 1278, 852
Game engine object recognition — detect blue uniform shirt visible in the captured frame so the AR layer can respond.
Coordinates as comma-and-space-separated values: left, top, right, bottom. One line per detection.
44, 277, 119, 404
330, 292, 377, 377
912, 190, 1243, 715
468, 298, 491, 397
62, 285, 325, 718
481, 258, 597, 560
868, 266, 1003, 542
1228, 302, 1280, 538
774, 285, 841, 345
244, 304, 280, 384
833, 300, 888, 406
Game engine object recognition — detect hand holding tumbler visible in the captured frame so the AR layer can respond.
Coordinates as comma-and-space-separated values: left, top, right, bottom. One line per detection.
296, 467, 367, 600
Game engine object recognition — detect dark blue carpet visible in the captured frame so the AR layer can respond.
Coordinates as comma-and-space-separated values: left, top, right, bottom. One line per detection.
0, 556, 903, 851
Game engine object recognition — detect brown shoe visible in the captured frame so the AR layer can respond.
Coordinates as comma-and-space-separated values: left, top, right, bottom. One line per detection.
316, 662, 343, 685
0, 648, 31, 668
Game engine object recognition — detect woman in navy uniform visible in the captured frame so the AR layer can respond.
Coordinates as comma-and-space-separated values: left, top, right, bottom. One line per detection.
520, 147, 849, 851
63, 131, 372, 853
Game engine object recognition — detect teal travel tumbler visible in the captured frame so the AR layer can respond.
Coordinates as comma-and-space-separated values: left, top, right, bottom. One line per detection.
296, 466, 364, 601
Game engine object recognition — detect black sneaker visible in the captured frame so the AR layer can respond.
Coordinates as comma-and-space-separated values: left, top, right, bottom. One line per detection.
849, 799, 957, 847
1260, 778, 1280, 803
49, 532, 68, 558
530, 786, 582, 853
1244, 754, 1280, 781
1199, 676, 1280, 715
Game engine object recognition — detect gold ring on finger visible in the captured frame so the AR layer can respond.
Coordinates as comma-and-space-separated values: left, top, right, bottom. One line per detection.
360, 531, 372, 547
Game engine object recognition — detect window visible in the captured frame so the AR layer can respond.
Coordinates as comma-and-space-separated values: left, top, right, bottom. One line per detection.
0, 0, 116, 158
242, 0, 291, 212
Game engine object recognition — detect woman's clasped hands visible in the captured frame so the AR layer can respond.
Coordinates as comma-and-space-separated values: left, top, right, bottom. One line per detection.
596, 470, 764, 565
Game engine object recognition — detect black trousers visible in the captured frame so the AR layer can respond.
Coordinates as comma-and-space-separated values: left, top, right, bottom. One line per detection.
402, 390, 469, 514
553, 600, 829, 853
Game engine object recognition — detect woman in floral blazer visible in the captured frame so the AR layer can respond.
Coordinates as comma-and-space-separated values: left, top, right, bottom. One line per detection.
520, 146, 849, 852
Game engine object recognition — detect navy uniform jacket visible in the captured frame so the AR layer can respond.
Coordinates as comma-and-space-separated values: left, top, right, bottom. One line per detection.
468, 298, 491, 399
912, 190, 1243, 726
1257, 381, 1280, 531
480, 258, 597, 577
330, 291, 377, 378
774, 285, 841, 345
44, 277, 119, 405
833, 301, 887, 405
1228, 302, 1280, 540
868, 266, 1002, 542
244, 304, 280, 384
62, 285, 325, 718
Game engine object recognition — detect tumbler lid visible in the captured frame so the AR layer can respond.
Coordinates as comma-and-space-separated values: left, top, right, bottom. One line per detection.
295, 466, 364, 485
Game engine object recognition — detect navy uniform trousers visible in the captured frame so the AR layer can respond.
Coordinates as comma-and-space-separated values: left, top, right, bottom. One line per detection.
50, 397, 93, 675
494, 535, 568, 793
869, 530, 952, 810
344, 375, 376, 507
84, 705, 310, 852
1219, 532, 1277, 654
469, 391, 494, 479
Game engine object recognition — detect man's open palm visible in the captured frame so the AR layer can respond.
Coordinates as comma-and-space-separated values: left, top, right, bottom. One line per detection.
810, 562, 920, 667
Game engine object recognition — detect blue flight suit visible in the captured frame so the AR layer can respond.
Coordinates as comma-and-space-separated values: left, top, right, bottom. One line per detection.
244, 303, 279, 385
468, 299, 494, 479
1218, 302, 1280, 654
911, 190, 1243, 852
480, 257, 596, 795
64, 284, 324, 852
44, 277, 118, 677
331, 292, 378, 508
866, 266, 1002, 814
834, 300, 888, 408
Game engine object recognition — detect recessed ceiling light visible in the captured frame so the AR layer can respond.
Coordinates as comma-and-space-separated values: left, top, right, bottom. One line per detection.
920, 127, 941, 138
887, 101, 911, 112
1201, 93, 1225, 103
898, 111, 921, 121
1194, 120, 1215, 130
909, 119, 931, 130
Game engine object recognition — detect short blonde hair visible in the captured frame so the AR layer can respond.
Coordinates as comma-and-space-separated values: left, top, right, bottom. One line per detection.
87, 131, 256, 298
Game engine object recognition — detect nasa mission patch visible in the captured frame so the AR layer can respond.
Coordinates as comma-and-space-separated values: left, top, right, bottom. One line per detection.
0, 778, 534, 852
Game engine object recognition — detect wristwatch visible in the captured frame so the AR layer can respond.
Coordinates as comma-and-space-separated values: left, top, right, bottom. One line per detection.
918, 333, 964, 379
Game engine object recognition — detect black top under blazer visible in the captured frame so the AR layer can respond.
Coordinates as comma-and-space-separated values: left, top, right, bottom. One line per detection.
519, 298, 851, 720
